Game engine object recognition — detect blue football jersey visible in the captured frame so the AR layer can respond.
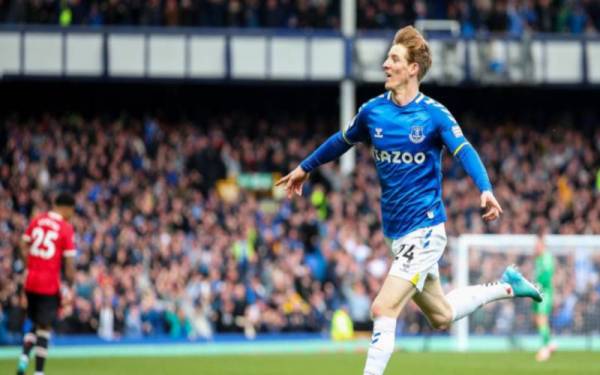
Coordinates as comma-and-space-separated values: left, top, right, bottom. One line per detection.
343, 92, 471, 239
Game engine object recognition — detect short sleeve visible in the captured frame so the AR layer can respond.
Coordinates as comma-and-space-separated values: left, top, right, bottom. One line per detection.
342, 105, 370, 144
62, 224, 77, 257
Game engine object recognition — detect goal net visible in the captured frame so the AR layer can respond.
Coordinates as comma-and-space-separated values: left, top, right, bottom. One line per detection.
451, 235, 600, 351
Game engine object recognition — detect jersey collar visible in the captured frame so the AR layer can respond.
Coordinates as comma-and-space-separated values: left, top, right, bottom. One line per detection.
387, 91, 424, 109
48, 211, 63, 220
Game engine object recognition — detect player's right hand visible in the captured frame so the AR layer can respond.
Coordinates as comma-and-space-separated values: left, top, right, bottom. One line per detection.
275, 166, 309, 198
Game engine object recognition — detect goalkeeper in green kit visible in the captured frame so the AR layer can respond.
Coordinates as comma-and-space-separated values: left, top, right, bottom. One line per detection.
533, 234, 556, 362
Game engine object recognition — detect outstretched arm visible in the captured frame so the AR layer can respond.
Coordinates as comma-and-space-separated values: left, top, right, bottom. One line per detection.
276, 102, 370, 198
300, 131, 353, 173
275, 131, 352, 198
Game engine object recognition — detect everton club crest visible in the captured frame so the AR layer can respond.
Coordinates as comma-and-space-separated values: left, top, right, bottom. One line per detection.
409, 126, 425, 144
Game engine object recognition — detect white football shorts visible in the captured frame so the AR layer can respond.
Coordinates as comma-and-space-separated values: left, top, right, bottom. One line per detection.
387, 222, 447, 292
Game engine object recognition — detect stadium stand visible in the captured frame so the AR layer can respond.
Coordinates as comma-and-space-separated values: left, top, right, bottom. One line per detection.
0, 0, 599, 33
1, 102, 598, 342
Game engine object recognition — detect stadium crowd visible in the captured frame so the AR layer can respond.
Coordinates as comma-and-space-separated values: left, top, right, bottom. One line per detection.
0, 110, 599, 342
0, 0, 599, 34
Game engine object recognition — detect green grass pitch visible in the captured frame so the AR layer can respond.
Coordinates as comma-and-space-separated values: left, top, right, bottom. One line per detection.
1, 352, 599, 375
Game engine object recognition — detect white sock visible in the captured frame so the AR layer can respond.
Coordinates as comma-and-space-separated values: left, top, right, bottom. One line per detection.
34, 372, 44, 375
363, 316, 396, 375
447, 282, 513, 321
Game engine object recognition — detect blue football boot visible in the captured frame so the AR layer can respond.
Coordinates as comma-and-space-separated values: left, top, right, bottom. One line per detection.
501, 265, 543, 302
16, 355, 28, 375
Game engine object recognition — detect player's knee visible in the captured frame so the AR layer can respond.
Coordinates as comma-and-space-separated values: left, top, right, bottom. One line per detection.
430, 320, 450, 331
429, 311, 453, 331
370, 301, 387, 319
24, 332, 36, 343
35, 328, 51, 339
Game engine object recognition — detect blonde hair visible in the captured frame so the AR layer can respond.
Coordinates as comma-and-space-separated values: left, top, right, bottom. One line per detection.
393, 26, 432, 81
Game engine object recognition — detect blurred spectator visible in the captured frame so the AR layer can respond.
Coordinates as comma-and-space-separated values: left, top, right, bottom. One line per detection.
534, 0, 557, 32
98, 299, 115, 340
330, 306, 354, 340
124, 306, 143, 338
487, 0, 510, 32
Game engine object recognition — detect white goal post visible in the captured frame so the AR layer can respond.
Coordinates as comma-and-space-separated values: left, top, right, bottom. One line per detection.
452, 234, 600, 351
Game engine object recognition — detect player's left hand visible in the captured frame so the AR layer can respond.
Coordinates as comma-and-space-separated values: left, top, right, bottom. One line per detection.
480, 191, 503, 222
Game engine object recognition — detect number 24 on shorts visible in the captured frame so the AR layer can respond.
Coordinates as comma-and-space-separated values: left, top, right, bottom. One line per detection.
395, 244, 415, 262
